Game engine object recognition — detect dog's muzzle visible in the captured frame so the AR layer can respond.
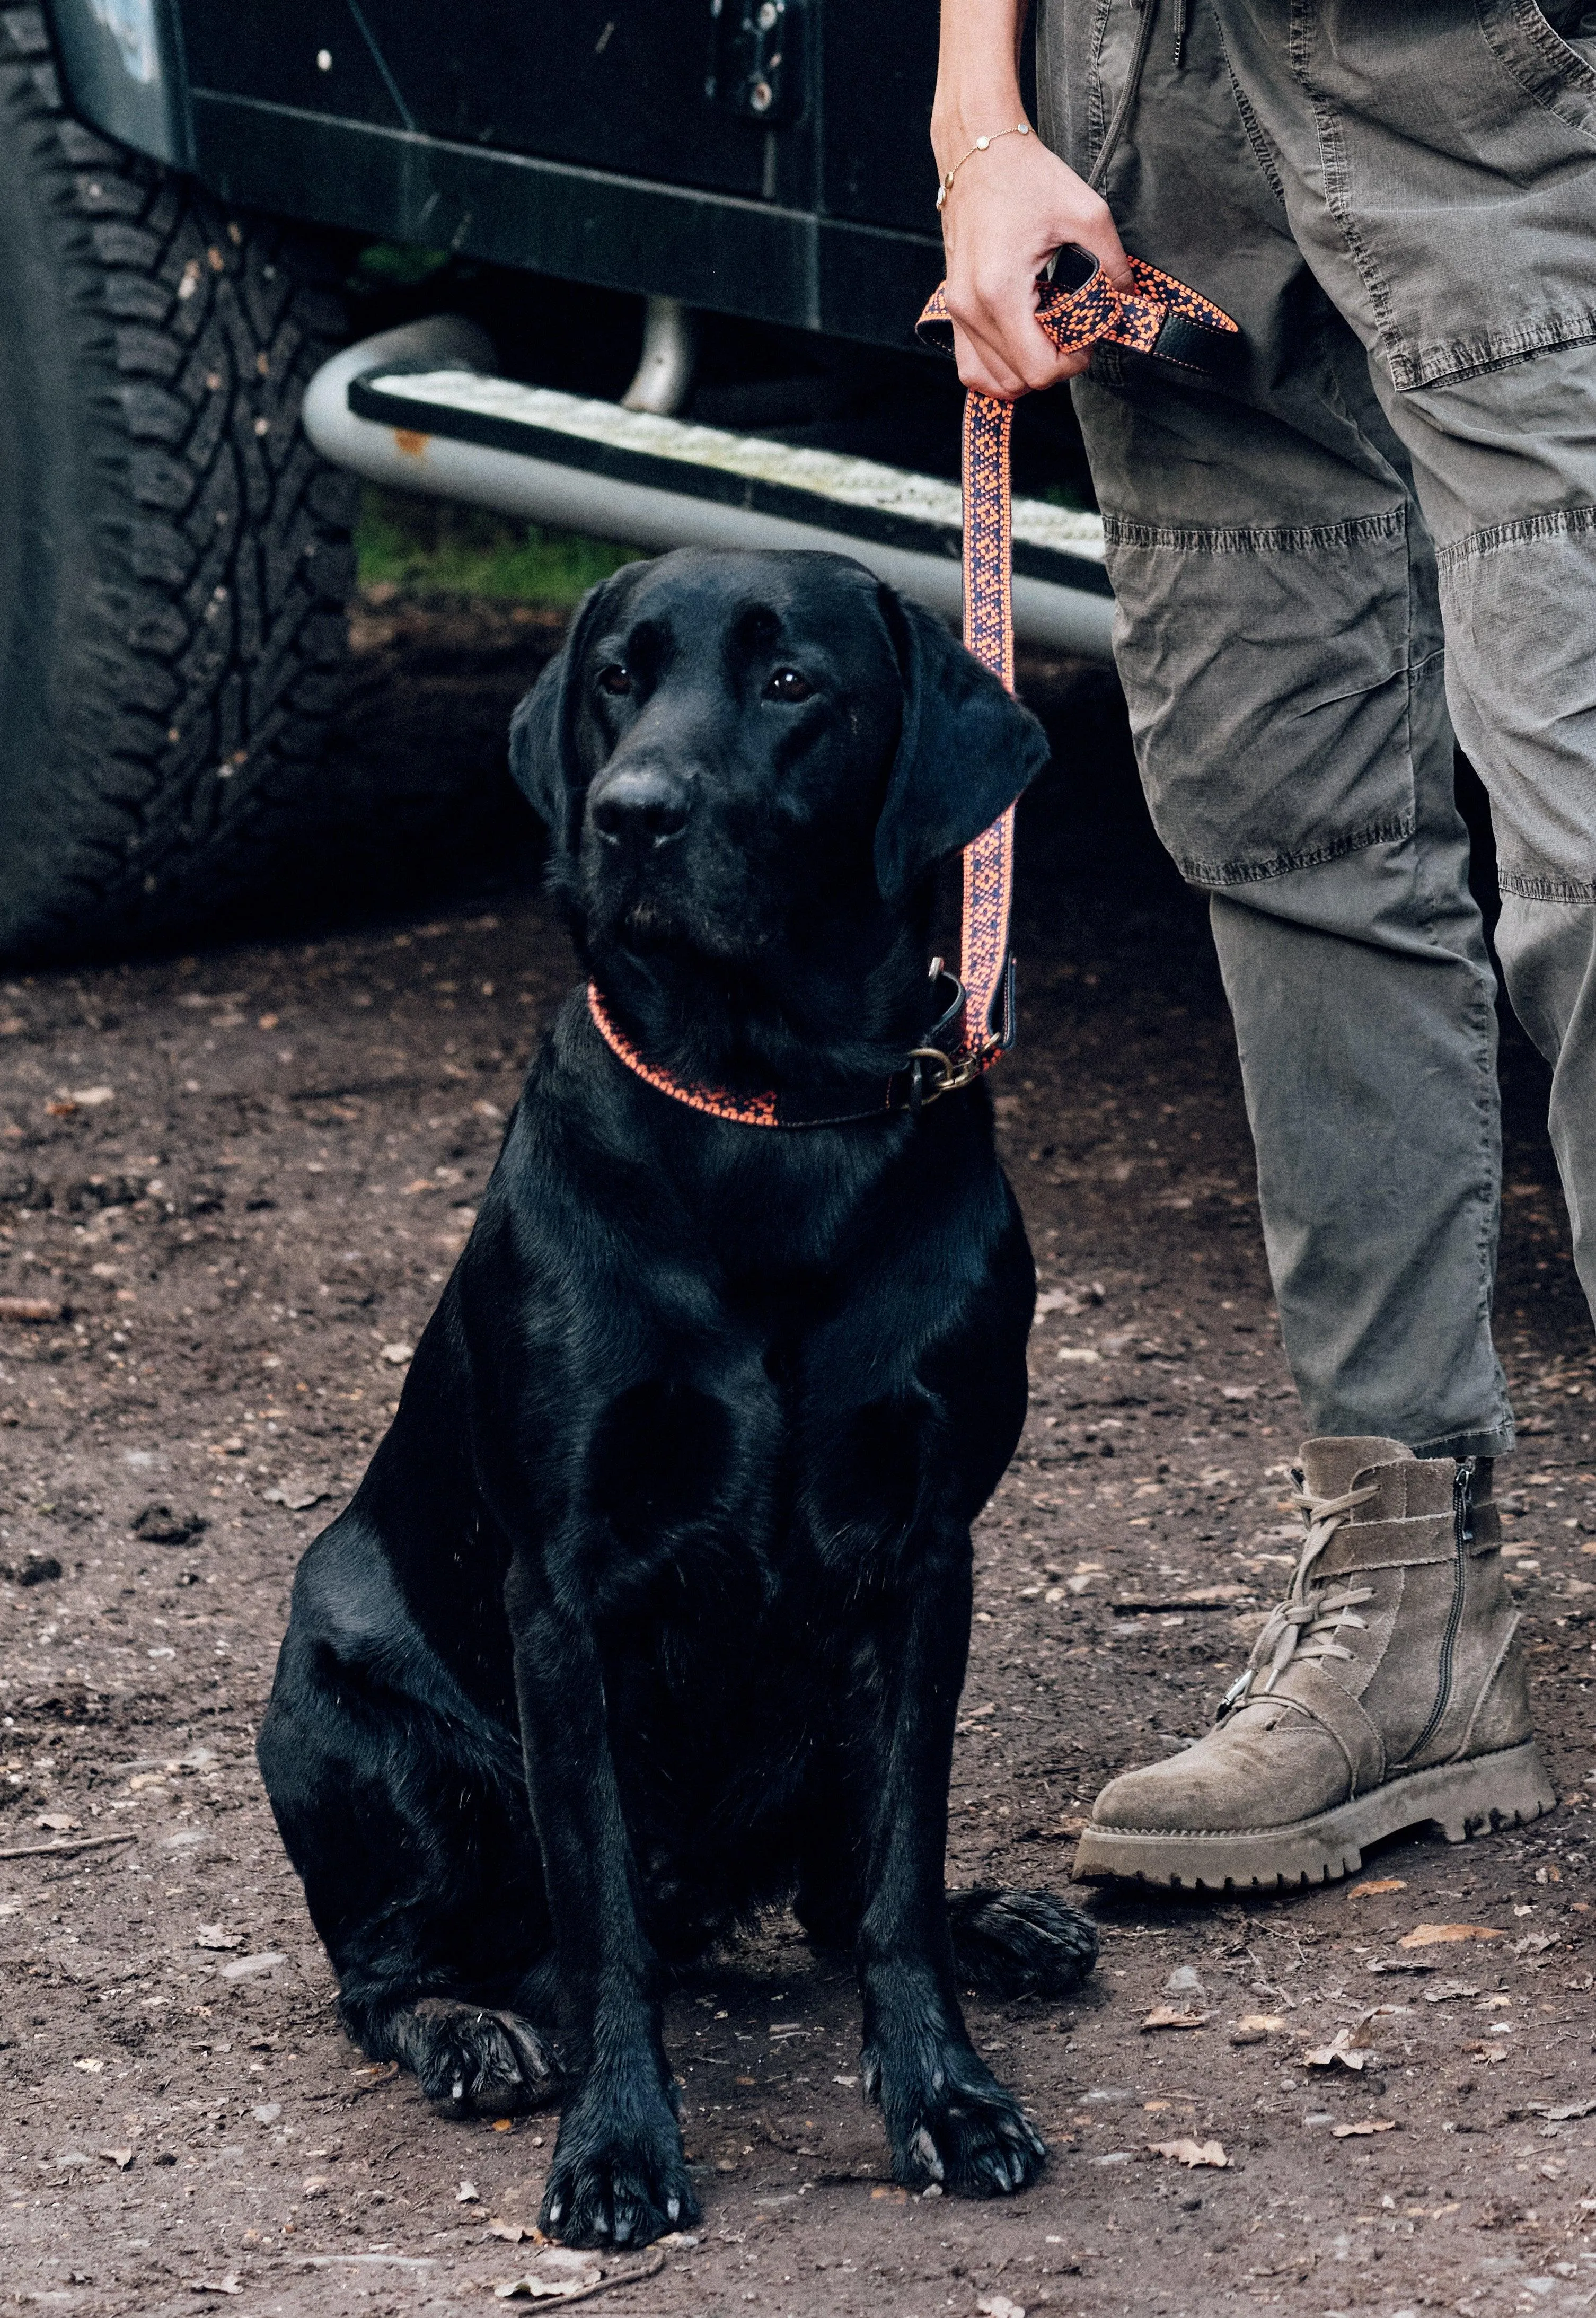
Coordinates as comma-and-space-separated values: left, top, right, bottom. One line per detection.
591, 763, 691, 854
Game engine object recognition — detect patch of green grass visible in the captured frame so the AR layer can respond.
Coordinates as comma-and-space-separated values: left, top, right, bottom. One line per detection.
356, 486, 644, 608
1040, 479, 1096, 513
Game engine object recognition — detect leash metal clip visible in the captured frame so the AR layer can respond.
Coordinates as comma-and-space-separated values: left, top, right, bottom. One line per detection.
908, 1043, 984, 1107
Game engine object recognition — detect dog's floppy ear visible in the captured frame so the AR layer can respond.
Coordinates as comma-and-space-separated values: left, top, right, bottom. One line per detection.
873, 588, 1051, 898
508, 569, 636, 849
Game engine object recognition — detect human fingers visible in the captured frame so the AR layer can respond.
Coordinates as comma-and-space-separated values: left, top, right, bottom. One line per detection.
940, 138, 1127, 394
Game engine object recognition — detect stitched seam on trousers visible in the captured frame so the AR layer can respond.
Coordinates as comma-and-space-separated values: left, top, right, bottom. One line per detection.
1086, 0, 1116, 175
1176, 811, 1416, 889
1499, 868, 1596, 904
1392, 311, 1596, 392
1475, 0, 1596, 144
1223, 57, 1288, 206
1103, 508, 1405, 555
1289, 0, 1403, 370
1436, 502, 1596, 570
1408, 1420, 1517, 1459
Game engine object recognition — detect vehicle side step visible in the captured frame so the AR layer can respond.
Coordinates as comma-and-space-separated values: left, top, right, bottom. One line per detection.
303, 317, 1114, 661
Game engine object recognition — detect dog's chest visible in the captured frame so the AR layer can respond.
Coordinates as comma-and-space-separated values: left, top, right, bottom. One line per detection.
585, 1342, 932, 1600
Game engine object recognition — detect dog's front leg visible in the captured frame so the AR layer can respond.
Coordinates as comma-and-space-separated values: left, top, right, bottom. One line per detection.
857, 1525, 1047, 2198
508, 1568, 699, 2249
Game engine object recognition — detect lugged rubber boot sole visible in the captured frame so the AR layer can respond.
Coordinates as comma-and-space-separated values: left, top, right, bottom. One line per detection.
1071, 1741, 1556, 1892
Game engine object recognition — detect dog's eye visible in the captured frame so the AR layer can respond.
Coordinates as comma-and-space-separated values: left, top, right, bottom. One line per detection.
765, 667, 814, 703
596, 664, 632, 697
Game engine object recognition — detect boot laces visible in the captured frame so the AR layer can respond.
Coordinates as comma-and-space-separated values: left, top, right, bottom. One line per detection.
1219, 1481, 1379, 1715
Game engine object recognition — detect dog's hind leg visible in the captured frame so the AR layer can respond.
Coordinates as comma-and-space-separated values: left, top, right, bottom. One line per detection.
259, 1533, 561, 2120
946, 1887, 1098, 1997
349, 1988, 563, 2118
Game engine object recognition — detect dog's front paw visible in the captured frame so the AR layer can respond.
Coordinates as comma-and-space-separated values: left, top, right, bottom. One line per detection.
866, 2041, 1047, 2199
540, 2083, 701, 2249
397, 1998, 561, 2118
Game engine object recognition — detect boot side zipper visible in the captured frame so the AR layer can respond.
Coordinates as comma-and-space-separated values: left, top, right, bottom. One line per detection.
1405, 1456, 1474, 1765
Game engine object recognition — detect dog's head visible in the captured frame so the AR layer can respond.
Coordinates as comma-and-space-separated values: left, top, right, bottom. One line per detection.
509, 550, 1049, 982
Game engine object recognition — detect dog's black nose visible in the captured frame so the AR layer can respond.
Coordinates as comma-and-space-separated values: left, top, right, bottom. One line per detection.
591, 765, 691, 851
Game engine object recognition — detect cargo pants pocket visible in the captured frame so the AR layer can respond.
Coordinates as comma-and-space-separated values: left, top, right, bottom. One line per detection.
1101, 505, 1423, 888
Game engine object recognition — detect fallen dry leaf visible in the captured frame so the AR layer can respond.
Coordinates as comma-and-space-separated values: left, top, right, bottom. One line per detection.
73, 2057, 104, 2074
1140, 2005, 1210, 2032
1330, 2119, 1397, 2139
182, 2280, 242, 2298
381, 1342, 413, 1365
1422, 1980, 1480, 2004
1347, 1878, 1407, 1899
194, 1925, 242, 1951
978, 2298, 1027, 2318
1150, 2138, 1229, 2170
490, 2219, 532, 2243
1235, 2014, 1285, 2033
1398, 1922, 1501, 1950
1303, 2029, 1369, 2071
34, 1812, 77, 1832
495, 2247, 666, 2302
98, 2148, 133, 2170
0, 1296, 65, 1323
457, 2180, 480, 2203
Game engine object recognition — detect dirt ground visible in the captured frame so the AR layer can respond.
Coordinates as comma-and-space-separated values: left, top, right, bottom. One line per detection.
2, 602, 1594, 2318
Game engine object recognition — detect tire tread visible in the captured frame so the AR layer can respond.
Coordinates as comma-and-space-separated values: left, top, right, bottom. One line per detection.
0, 7, 363, 956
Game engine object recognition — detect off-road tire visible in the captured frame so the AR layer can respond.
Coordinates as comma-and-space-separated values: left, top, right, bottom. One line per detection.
0, 6, 360, 960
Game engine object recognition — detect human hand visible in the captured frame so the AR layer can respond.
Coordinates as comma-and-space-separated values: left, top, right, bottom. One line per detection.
934, 130, 1132, 399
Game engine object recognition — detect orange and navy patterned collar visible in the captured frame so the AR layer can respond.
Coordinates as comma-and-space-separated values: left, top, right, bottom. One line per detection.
586, 973, 986, 1129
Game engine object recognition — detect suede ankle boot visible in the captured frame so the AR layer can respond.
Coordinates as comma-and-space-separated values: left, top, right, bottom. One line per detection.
1073, 1437, 1555, 1891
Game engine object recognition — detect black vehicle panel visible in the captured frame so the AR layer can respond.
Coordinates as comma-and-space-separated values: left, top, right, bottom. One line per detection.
172, 0, 950, 349
179, 2, 407, 131
182, 1, 782, 201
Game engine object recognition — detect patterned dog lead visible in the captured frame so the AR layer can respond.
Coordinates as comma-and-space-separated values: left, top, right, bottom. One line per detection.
912, 244, 1240, 1099
589, 243, 1239, 1128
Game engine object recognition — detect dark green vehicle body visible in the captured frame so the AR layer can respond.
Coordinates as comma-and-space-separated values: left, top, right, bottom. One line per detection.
50, 0, 963, 351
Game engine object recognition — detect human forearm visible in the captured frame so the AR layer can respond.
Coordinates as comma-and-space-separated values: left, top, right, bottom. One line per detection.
931, 0, 1027, 166
932, 0, 1131, 398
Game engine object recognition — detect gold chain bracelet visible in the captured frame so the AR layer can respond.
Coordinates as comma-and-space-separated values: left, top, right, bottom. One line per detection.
934, 121, 1031, 212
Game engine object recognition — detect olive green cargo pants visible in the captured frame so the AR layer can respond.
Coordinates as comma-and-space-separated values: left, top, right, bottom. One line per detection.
1037, 0, 1596, 1455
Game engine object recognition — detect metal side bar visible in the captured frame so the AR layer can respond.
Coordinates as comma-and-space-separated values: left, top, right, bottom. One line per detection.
303, 318, 1116, 663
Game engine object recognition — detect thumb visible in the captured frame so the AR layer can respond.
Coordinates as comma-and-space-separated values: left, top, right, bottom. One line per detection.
1091, 222, 1135, 296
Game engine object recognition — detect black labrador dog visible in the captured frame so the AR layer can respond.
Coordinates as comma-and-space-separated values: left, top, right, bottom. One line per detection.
258, 548, 1098, 2249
